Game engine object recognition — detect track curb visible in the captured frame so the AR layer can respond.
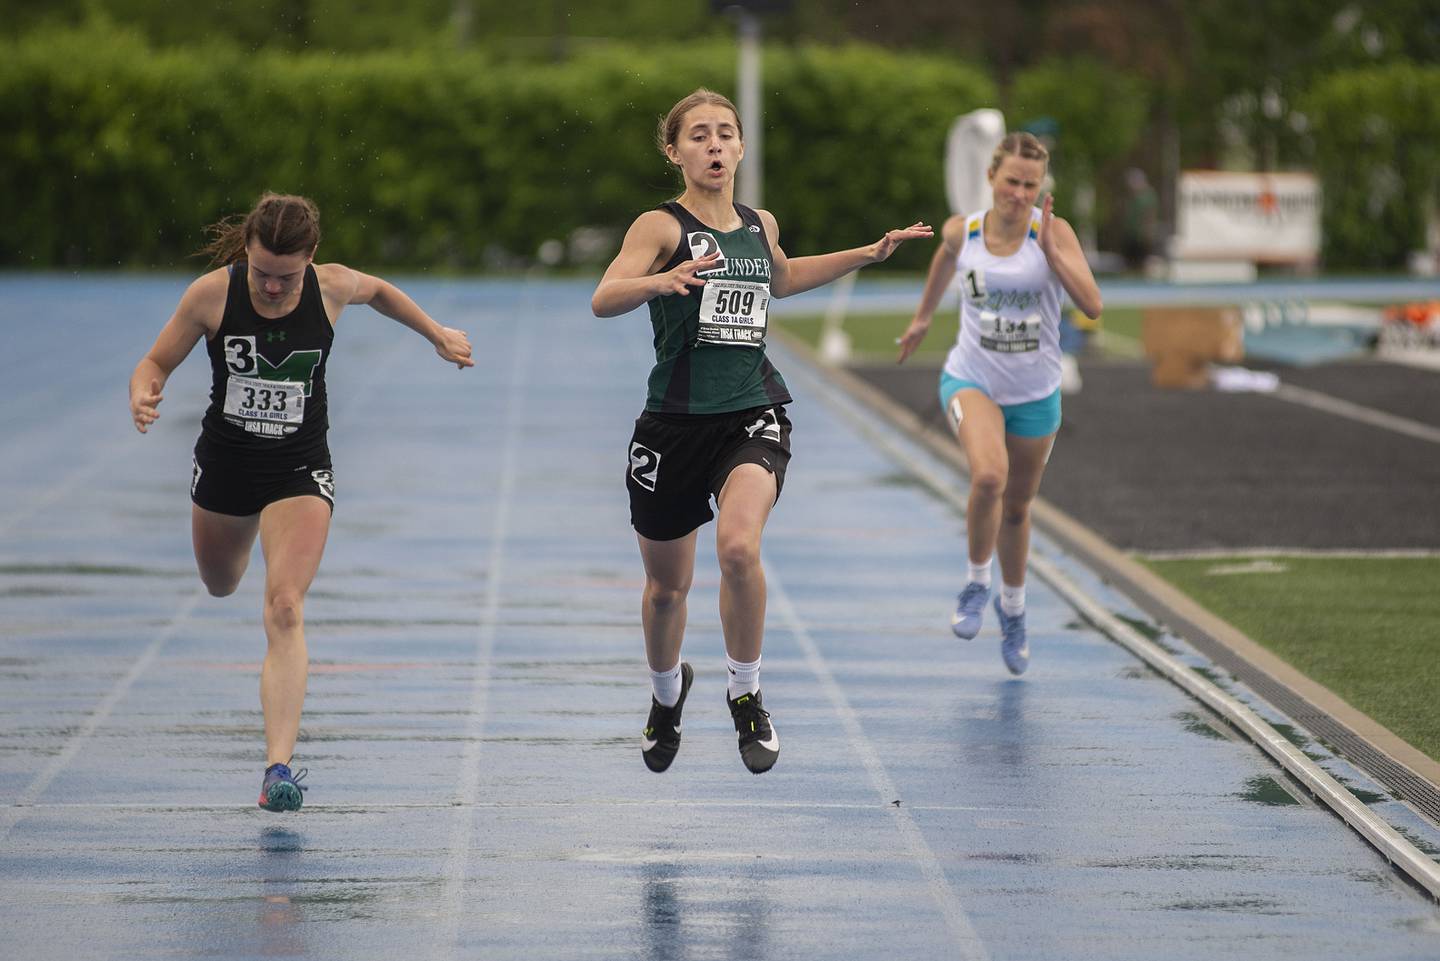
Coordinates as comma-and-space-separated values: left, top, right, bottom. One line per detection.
773, 330, 1440, 900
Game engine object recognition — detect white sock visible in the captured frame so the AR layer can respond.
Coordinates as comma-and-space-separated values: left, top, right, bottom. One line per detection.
650, 661, 683, 707
1000, 583, 1026, 617
726, 654, 761, 699
967, 557, 993, 588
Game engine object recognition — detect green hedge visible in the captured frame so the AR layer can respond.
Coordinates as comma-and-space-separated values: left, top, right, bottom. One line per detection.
1303, 63, 1440, 270
1008, 57, 1152, 239
1009, 58, 1150, 233
2, 28, 993, 270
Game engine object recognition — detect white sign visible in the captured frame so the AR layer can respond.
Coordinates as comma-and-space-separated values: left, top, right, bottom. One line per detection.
1171, 170, 1321, 264
945, 109, 1005, 216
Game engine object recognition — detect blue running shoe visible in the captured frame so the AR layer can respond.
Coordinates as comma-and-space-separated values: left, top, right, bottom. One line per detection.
258, 762, 308, 812
950, 582, 990, 639
994, 596, 1029, 675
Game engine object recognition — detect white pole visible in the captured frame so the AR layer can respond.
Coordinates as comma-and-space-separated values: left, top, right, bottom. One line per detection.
736, 9, 762, 209
818, 272, 856, 365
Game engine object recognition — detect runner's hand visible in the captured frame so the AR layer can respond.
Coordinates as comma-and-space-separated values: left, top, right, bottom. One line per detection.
657, 251, 723, 296
870, 222, 934, 264
896, 317, 931, 364
131, 378, 163, 433
1036, 194, 1058, 262
435, 326, 474, 369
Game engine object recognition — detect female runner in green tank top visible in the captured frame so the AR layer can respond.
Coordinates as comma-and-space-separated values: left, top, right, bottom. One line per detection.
592, 89, 931, 775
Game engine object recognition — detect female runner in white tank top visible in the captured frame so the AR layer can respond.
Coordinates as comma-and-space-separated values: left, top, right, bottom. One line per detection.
896, 133, 1102, 674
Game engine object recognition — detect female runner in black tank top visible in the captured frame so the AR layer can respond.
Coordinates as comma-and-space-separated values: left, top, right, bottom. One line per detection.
591, 89, 931, 775
128, 193, 473, 811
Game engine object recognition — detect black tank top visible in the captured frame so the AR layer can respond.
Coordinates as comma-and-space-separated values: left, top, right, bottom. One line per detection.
200, 262, 333, 458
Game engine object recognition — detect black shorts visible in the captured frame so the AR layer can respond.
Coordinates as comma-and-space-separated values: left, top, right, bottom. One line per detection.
190, 435, 336, 517
626, 404, 792, 541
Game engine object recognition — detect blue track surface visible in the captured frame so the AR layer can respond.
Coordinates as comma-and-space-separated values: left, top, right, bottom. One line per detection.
2, 276, 1438, 960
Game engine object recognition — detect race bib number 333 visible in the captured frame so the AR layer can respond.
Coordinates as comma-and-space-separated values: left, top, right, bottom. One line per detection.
697, 280, 769, 347
223, 374, 305, 436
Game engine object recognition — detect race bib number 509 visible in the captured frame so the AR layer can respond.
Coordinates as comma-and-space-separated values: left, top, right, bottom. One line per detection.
697, 280, 769, 347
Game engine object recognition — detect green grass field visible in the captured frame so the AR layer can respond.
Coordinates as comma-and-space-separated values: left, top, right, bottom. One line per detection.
775, 307, 1143, 361
773, 310, 1438, 764
1141, 556, 1440, 762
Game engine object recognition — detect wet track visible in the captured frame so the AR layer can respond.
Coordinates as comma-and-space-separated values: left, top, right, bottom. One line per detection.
2, 276, 1438, 960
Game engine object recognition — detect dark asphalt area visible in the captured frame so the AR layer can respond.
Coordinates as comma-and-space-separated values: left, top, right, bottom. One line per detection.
851, 357, 1440, 553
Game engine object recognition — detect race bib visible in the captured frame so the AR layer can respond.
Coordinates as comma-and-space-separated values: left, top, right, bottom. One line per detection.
697, 279, 769, 347
978, 310, 1041, 354
223, 374, 305, 438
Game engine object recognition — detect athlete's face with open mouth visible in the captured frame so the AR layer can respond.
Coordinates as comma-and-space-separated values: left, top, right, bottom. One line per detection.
245, 241, 313, 304
668, 106, 744, 191
988, 155, 1046, 220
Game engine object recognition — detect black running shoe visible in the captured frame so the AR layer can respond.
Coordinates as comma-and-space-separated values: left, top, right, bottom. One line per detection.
642, 662, 694, 773
727, 689, 779, 774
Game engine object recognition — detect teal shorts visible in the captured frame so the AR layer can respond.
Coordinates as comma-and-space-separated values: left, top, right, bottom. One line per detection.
938, 372, 1062, 438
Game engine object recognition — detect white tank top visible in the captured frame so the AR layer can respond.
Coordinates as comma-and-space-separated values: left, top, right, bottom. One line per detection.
941, 208, 1064, 405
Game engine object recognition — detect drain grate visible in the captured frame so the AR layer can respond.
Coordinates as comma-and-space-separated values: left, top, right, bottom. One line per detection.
812, 354, 1440, 833
1074, 543, 1440, 830
1169, 614, 1440, 827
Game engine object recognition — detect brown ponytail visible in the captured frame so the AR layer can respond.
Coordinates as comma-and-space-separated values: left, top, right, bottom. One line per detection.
198, 192, 321, 266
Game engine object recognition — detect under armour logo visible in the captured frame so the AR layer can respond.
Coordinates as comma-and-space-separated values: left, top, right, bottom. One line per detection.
267, 331, 286, 342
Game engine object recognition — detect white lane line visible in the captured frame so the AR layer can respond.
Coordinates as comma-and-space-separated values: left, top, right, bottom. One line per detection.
0, 438, 128, 539
0, 323, 462, 847
1378, 345, 1440, 372
1273, 383, 1440, 446
6, 800, 1020, 813
780, 346, 1440, 902
439, 300, 531, 955
1, 337, 409, 829
1034, 560, 1440, 901
996, 329, 1439, 444
768, 564, 990, 961
2, 324, 397, 541
0, 586, 205, 844
1139, 547, 1440, 561
1059, 336, 1440, 445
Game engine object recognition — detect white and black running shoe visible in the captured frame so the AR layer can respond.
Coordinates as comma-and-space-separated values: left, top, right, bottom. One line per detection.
641, 662, 694, 773
727, 689, 779, 774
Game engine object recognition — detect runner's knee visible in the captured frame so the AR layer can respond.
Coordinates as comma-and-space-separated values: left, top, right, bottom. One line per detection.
970, 466, 1007, 500
264, 590, 305, 634
716, 535, 761, 580
1001, 499, 1033, 526
644, 575, 690, 612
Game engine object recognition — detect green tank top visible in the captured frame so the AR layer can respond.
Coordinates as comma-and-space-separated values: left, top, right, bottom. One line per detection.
644, 202, 792, 414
